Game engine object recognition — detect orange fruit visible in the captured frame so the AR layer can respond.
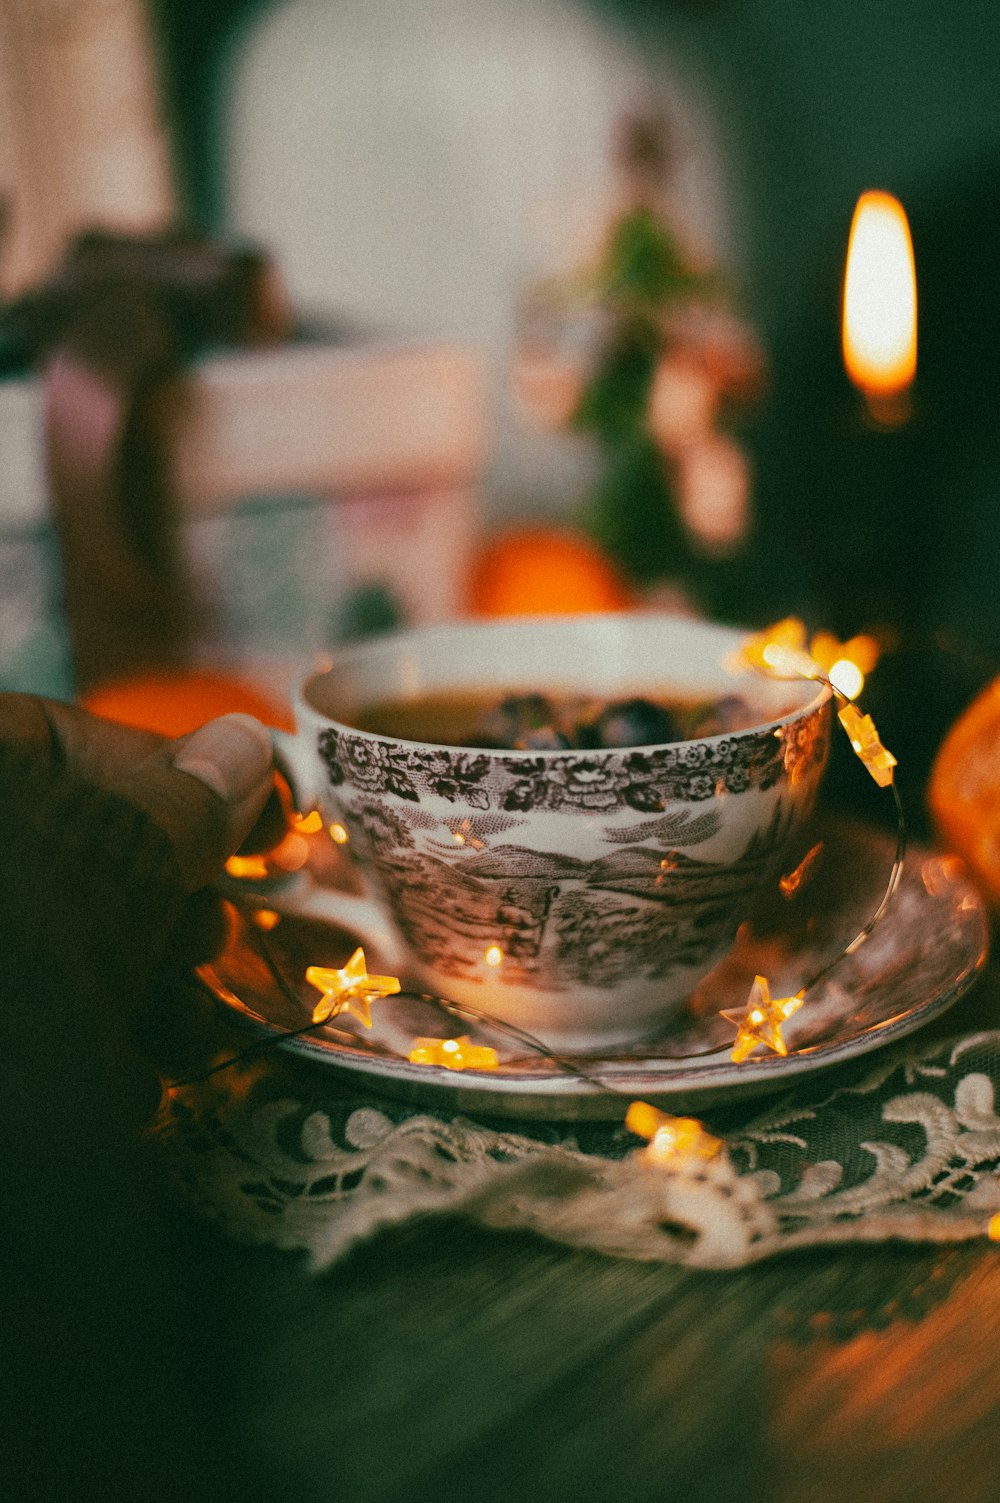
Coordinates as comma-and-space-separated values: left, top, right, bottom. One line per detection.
467, 526, 632, 618
928, 676, 1000, 903
81, 668, 294, 736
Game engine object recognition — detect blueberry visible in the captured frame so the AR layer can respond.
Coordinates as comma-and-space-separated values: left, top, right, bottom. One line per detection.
592, 697, 682, 748
476, 695, 569, 750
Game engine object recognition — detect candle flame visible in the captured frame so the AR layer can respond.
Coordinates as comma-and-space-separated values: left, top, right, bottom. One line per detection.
843, 190, 917, 411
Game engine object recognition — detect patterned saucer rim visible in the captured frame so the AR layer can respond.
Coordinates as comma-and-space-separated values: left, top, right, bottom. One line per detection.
201, 831, 990, 1120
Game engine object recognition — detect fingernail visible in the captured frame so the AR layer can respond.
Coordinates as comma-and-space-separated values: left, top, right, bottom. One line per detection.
173, 714, 274, 803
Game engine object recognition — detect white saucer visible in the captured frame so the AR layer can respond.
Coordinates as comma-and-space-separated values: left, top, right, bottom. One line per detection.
200, 818, 989, 1120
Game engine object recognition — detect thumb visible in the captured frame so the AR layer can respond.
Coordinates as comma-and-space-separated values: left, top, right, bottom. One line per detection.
118, 713, 276, 891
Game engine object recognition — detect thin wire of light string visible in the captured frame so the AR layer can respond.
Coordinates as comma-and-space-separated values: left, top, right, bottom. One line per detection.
168, 669, 906, 1095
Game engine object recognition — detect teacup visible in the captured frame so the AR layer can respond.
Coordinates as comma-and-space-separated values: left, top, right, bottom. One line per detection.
266, 614, 831, 1050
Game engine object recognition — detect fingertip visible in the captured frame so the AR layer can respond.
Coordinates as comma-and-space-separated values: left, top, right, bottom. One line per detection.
121, 714, 277, 891
172, 714, 274, 804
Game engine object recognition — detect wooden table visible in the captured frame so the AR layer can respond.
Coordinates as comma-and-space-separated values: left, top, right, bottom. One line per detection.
185, 960, 1000, 1503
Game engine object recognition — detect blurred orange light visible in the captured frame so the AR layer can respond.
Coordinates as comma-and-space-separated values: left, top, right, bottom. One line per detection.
467, 526, 632, 617
269, 831, 310, 872
779, 840, 824, 898
81, 669, 293, 735
224, 854, 270, 881
252, 908, 281, 931
625, 1101, 722, 1161
843, 190, 917, 415
293, 810, 324, 834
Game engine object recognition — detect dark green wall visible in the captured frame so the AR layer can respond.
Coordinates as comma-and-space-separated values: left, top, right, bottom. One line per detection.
150, 1, 1000, 343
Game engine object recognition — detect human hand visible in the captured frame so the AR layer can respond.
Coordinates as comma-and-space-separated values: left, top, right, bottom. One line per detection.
0, 694, 286, 1493
1, 693, 285, 1086
1, 692, 282, 888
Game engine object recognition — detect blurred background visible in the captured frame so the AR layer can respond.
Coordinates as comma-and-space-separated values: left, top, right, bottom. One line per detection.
3, 0, 1000, 834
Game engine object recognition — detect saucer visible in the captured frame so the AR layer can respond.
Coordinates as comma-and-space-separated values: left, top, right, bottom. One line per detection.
200, 818, 989, 1120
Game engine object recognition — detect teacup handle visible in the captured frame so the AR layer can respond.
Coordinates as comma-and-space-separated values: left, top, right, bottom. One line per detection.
271, 725, 322, 813
256, 728, 407, 969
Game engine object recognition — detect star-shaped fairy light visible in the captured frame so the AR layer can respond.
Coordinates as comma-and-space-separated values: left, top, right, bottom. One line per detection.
721, 974, 805, 1063
734, 617, 820, 681
407, 1036, 500, 1072
625, 1100, 723, 1163
726, 618, 904, 1071
736, 618, 881, 701
837, 702, 897, 787
305, 947, 401, 1027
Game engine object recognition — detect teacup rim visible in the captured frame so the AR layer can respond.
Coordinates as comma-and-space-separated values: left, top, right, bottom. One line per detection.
295, 613, 833, 759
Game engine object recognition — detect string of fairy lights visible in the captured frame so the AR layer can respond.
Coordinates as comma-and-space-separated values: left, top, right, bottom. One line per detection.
171, 619, 907, 1165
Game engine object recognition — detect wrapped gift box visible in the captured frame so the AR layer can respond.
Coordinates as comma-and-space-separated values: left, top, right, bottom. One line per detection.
0, 341, 486, 698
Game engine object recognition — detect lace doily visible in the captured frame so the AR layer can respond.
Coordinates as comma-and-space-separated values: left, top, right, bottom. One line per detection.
155, 1022, 1000, 1271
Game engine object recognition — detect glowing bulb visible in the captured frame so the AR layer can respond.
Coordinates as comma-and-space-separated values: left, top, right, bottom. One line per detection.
485, 945, 504, 967
625, 1101, 722, 1162
408, 1035, 500, 1071
721, 975, 804, 1062
293, 810, 324, 834
837, 703, 897, 786
736, 619, 818, 680
828, 658, 864, 700
252, 908, 281, 931
224, 854, 271, 880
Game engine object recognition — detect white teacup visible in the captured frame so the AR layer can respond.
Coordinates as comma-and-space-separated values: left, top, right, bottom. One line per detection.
268, 615, 831, 1050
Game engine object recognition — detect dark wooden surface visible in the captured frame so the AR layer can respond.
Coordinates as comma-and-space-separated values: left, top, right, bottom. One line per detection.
212, 1211, 997, 1502
187, 964, 1000, 1503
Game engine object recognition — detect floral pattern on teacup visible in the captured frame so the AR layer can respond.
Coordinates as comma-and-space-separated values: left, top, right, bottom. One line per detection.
421, 751, 493, 807
545, 756, 623, 811
331, 736, 418, 801
316, 705, 829, 816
